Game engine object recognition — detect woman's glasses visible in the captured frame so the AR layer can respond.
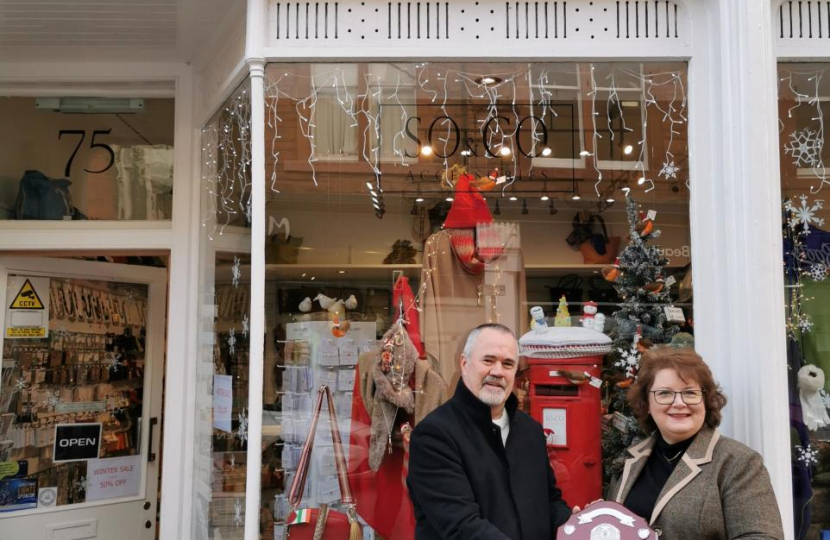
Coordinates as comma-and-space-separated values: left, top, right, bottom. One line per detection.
650, 389, 704, 405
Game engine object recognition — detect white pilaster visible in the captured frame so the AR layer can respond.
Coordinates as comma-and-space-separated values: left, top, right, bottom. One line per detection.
688, 1, 793, 537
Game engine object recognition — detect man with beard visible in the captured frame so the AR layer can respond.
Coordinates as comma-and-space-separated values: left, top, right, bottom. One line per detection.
407, 323, 572, 540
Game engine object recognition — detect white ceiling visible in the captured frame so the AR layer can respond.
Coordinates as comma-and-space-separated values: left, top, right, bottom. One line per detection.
0, 0, 238, 63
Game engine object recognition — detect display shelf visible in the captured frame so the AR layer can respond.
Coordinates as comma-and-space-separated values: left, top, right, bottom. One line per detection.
265, 263, 421, 281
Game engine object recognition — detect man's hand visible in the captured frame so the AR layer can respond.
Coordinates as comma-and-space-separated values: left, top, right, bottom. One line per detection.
571, 499, 604, 513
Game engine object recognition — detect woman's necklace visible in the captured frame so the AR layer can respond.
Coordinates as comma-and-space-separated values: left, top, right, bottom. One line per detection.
662, 448, 684, 464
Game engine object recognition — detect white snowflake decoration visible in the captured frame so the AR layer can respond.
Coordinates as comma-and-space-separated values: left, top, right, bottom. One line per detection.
242, 314, 249, 338
13, 378, 27, 392
615, 344, 641, 378
797, 314, 814, 333
658, 160, 680, 180
107, 353, 122, 373
786, 195, 825, 233
796, 444, 820, 466
231, 256, 242, 288
785, 129, 824, 168
809, 263, 828, 282
74, 476, 91, 493
234, 497, 243, 527
821, 389, 830, 409
236, 408, 248, 443
228, 328, 237, 355
44, 391, 62, 409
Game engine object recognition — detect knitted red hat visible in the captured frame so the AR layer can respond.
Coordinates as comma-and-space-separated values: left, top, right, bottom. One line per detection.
443, 174, 493, 229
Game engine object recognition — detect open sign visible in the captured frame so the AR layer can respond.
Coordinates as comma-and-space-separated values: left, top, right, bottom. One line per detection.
53, 423, 101, 462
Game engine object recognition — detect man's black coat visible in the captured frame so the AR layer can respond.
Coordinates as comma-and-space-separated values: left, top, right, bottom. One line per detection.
407, 380, 572, 540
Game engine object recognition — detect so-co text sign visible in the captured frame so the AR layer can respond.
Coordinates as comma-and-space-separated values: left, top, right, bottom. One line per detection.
53, 423, 102, 463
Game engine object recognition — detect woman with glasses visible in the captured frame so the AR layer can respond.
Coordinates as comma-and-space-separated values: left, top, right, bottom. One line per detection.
611, 346, 783, 539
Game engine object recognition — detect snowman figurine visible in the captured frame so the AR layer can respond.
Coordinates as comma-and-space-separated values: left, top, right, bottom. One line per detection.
581, 301, 598, 329
592, 313, 606, 333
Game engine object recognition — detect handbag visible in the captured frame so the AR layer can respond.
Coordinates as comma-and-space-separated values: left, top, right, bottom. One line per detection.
284, 386, 361, 540
566, 212, 620, 264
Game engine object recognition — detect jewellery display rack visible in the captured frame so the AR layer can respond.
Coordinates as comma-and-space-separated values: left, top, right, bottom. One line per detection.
0, 279, 147, 507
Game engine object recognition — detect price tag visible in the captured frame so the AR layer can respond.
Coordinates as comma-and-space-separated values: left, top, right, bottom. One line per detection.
664, 306, 685, 323
665, 275, 676, 287
612, 412, 632, 433
585, 372, 603, 388
647, 210, 657, 220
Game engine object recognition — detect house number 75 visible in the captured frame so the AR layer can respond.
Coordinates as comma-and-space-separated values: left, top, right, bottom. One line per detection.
58, 129, 116, 177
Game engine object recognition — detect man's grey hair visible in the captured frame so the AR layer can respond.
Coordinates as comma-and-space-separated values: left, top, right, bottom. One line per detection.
462, 323, 517, 359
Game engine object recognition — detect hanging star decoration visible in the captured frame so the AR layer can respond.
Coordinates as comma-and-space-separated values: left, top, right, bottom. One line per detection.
241, 315, 249, 338
785, 129, 824, 168
13, 378, 27, 392
231, 256, 242, 288
658, 160, 680, 180
809, 263, 828, 282
228, 328, 237, 356
796, 444, 820, 466
234, 497, 243, 527
614, 343, 641, 379
236, 408, 248, 443
785, 195, 825, 234
44, 391, 62, 409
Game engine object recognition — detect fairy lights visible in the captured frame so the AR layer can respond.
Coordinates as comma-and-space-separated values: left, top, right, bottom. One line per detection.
780, 69, 829, 194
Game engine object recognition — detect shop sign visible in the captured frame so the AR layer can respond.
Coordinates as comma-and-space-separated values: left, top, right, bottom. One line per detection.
213, 375, 233, 432
53, 423, 101, 463
85, 455, 141, 501
5, 276, 50, 339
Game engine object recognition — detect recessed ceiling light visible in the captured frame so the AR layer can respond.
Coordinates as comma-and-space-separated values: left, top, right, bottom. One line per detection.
310, 276, 316, 281
540, 195, 550, 201
606, 197, 615, 203
460, 149, 472, 156
420, 145, 434, 156
338, 270, 346, 274
415, 197, 425, 202
476, 75, 502, 85
499, 146, 511, 156
623, 145, 634, 155
446, 197, 454, 202
301, 273, 307, 277
541, 147, 553, 157
509, 196, 518, 201
572, 194, 581, 200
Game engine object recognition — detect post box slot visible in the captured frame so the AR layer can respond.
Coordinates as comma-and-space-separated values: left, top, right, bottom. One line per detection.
536, 384, 578, 396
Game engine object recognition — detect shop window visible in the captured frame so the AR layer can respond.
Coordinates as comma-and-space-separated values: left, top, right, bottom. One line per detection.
196, 62, 692, 540
0, 95, 174, 221
779, 62, 830, 540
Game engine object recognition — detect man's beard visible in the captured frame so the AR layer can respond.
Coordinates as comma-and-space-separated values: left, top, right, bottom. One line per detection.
477, 375, 507, 406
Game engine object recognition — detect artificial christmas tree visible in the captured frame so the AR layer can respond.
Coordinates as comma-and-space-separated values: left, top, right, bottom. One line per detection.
601, 196, 682, 485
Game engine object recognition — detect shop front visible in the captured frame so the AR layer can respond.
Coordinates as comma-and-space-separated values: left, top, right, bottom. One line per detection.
0, 0, 820, 539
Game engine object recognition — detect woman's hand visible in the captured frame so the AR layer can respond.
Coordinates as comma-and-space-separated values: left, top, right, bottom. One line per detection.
572, 499, 604, 513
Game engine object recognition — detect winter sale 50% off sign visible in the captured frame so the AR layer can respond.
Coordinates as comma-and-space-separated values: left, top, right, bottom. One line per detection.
85, 455, 142, 501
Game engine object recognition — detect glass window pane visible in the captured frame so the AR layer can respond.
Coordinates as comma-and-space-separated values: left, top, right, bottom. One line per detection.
0, 96, 174, 221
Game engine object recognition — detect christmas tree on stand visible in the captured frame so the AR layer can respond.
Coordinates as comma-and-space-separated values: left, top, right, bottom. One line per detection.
601, 196, 681, 485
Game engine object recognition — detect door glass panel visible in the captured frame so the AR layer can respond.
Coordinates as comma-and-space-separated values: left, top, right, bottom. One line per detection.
0, 96, 174, 221
0, 274, 149, 512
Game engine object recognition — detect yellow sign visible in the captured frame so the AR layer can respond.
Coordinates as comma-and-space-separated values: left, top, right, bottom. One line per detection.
9, 279, 44, 310
6, 327, 46, 338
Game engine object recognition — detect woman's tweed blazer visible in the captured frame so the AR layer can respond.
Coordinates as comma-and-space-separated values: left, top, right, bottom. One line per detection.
612, 427, 784, 539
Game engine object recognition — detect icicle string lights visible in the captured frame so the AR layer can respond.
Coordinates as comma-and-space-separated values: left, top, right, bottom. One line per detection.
780, 69, 829, 194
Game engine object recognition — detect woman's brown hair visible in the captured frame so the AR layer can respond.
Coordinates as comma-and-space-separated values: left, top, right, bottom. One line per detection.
627, 346, 728, 433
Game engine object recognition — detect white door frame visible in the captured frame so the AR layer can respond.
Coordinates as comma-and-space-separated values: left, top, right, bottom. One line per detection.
0, 256, 166, 539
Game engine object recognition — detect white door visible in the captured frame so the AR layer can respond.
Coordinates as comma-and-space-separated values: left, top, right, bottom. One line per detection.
0, 257, 165, 540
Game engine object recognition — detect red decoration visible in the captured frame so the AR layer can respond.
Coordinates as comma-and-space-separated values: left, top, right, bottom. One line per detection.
443, 174, 494, 229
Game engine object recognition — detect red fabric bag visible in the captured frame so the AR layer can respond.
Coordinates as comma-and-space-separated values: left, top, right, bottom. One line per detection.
285, 386, 361, 540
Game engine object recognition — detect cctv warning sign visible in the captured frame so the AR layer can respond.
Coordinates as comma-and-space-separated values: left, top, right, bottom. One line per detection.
9, 279, 44, 309
5, 276, 50, 339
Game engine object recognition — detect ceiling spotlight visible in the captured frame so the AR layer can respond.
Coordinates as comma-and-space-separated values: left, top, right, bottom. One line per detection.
415, 196, 425, 202
476, 75, 503, 86
572, 193, 581, 200
494, 199, 501, 215
541, 147, 553, 157
499, 146, 511, 156
509, 195, 518, 201
580, 150, 591, 157
338, 270, 346, 274
310, 276, 316, 281
540, 195, 550, 201
549, 199, 558, 215
623, 144, 634, 155
301, 273, 307, 277
460, 149, 472, 156
606, 197, 615, 203
637, 176, 646, 185
446, 197, 454, 202
366, 181, 374, 190
521, 199, 529, 215
420, 145, 434, 156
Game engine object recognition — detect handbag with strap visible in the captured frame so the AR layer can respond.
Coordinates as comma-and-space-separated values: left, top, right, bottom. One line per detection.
285, 386, 362, 540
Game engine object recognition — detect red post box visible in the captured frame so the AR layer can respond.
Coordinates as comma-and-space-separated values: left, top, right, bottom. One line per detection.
526, 354, 603, 509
